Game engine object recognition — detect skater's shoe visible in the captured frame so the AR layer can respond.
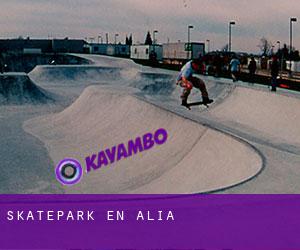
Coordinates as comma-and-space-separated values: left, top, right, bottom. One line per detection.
181, 100, 188, 107
202, 97, 213, 105
181, 100, 191, 110
271, 87, 277, 92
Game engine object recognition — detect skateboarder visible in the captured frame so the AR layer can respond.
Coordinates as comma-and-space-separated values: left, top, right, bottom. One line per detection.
176, 59, 213, 108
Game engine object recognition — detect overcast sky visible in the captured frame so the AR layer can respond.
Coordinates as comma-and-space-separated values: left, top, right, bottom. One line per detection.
0, 0, 299, 53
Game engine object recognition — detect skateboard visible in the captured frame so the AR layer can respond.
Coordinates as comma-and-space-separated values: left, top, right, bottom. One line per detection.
182, 100, 214, 110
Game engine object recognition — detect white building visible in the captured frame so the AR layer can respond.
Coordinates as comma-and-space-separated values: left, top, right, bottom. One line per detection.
163, 42, 205, 63
87, 43, 130, 57
130, 45, 163, 61
286, 61, 300, 73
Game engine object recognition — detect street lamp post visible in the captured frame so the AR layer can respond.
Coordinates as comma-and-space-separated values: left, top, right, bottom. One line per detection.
206, 39, 210, 53
114, 34, 119, 45
106, 33, 109, 44
188, 25, 194, 59
289, 17, 297, 77
153, 30, 158, 45
277, 41, 283, 78
229, 21, 236, 52
152, 30, 158, 54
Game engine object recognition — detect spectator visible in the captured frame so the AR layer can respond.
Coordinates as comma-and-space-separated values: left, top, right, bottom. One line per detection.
213, 54, 222, 77
230, 55, 241, 82
248, 57, 257, 82
270, 56, 279, 92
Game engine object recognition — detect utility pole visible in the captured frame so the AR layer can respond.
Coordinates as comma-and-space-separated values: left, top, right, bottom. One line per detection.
188, 25, 194, 59
229, 21, 236, 52
115, 34, 119, 45
289, 17, 297, 77
277, 41, 283, 78
206, 39, 210, 53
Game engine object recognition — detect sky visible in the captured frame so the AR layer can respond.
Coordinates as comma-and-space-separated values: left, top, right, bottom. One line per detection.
0, 0, 299, 53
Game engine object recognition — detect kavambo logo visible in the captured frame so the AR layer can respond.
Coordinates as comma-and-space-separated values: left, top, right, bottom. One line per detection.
55, 158, 83, 185
55, 128, 168, 185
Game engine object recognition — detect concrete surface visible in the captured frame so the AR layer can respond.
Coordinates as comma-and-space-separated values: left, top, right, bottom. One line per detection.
0, 54, 299, 194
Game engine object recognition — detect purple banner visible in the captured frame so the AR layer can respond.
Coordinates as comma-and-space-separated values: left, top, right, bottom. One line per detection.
1, 195, 300, 249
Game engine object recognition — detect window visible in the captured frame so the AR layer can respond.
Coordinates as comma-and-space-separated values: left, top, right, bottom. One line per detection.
122, 47, 126, 52
94, 47, 99, 52
146, 48, 149, 54
134, 48, 137, 54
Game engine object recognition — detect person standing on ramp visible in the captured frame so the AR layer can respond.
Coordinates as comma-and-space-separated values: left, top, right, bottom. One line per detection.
176, 59, 213, 109
230, 55, 241, 82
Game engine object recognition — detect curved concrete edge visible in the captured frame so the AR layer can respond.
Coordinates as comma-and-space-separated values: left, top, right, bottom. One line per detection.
29, 64, 124, 84
23, 85, 263, 194
0, 73, 52, 104
130, 128, 264, 194
206, 138, 266, 194
132, 95, 265, 194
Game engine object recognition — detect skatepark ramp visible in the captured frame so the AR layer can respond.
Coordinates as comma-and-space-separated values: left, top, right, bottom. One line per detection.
24, 85, 262, 194
210, 87, 300, 146
0, 73, 51, 105
29, 60, 177, 96
29, 65, 123, 84
67, 54, 177, 95
131, 72, 176, 95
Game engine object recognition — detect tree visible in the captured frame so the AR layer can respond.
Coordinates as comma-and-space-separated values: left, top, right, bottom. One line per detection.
125, 34, 133, 45
128, 34, 133, 45
144, 31, 152, 45
258, 37, 272, 56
